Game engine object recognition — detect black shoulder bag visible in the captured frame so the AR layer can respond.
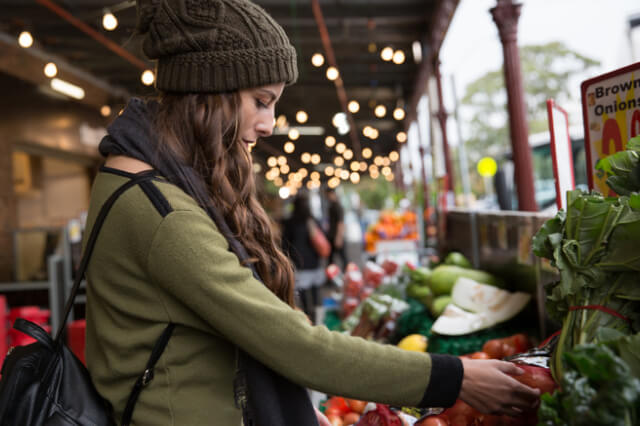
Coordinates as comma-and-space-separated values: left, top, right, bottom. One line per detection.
0, 171, 175, 426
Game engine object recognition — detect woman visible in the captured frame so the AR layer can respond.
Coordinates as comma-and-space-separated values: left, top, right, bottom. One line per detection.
85, 0, 540, 425
281, 192, 326, 320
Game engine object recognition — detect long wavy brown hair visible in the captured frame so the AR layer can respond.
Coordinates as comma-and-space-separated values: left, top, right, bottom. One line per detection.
151, 92, 295, 307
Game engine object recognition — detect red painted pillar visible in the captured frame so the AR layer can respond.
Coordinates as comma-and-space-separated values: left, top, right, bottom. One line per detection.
435, 61, 455, 192
491, 0, 538, 211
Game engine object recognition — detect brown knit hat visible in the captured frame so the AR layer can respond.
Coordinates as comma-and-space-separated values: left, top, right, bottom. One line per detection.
136, 0, 298, 93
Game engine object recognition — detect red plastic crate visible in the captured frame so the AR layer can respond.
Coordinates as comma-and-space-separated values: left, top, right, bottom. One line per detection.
0, 296, 8, 366
68, 319, 86, 366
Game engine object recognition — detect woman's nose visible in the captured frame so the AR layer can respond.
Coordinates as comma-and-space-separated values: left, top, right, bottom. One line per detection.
256, 112, 275, 137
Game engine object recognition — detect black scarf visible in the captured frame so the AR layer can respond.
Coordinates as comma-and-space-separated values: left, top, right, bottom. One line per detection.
100, 98, 318, 426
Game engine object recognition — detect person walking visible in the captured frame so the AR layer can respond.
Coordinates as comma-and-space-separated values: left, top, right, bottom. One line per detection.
281, 191, 325, 321
84, 1, 540, 425
326, 187, 347, 268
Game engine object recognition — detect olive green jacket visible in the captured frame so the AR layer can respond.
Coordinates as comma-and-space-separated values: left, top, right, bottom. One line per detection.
85, 168, 462, 425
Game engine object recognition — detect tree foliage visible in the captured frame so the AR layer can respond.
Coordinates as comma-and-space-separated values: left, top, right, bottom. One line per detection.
461, 42, 599, 165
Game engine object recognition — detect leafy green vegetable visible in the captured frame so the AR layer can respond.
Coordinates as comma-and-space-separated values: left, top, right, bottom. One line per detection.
596, 135, 640, 195
538, 342, 640, 426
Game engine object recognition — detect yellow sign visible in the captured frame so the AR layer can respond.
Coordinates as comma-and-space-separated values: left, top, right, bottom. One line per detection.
477, 157, 497, 177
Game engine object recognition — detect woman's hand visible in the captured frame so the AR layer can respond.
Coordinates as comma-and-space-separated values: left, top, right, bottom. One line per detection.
314, 407, 331, 426
459, 358, 540, 416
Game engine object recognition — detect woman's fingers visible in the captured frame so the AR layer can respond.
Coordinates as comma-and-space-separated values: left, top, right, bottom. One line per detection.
459, 359, 541, 416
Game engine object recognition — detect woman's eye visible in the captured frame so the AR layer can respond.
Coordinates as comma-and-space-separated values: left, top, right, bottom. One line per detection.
255, 99, 268, 109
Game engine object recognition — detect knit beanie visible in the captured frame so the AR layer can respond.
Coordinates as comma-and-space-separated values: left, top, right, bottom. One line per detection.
136, 0, 298, 93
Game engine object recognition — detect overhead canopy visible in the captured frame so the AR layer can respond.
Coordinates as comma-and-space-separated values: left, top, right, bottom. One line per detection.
0, 0, 459, 168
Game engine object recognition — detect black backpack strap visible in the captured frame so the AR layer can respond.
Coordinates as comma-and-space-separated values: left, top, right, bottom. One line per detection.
121, 323, 175, 426
53, 170, 158, 342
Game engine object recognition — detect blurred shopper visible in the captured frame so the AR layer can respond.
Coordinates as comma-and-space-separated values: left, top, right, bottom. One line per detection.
326, 187, 347, 267
83, 0, 540, 425
281, 192, 325, 321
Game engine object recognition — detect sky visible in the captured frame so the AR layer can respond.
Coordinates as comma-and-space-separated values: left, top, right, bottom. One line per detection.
439, 0, 640, 138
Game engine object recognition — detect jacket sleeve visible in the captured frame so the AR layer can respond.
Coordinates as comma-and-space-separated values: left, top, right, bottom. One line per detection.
146, 209, 462, 408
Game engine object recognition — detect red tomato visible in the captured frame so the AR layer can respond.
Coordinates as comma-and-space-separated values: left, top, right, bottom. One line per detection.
482, 339, 504, 359
504, 334, 531, 353
512, 364, 557, 395
343, 412, 360, 425
324, 397, 351, 416
345, 398, 367, 414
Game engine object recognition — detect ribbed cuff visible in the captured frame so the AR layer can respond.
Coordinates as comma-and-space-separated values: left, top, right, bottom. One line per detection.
156, 47, 297, 93
417, 354, 463, 408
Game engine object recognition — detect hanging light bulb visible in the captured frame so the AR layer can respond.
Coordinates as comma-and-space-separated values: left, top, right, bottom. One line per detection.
18, 31, 33, 48
301, 152, 311, 163
288, 128, 300, 140
141, 70, 155, 86
393, 107, 405, 121
348, 100, 360, 113
335, 143, 346, 154
284, 141, 295, 153
268, 156, 278, 167
343, 149, 353, 160
389, 150, 399, 162
325, 166, 334, 176
350, 172, 360, 184
325, 136, 336, 148
374, 105, 386, 118
102, 12, 118, 31
43, 62, 57, 78
396, 131, 407, 143
277, 155, 287, 166
311, 53, 325, 67
380, 46, 393, 61
100, 105, 112, 117
392, 50, 406, 64
362, 148, 372, 159
311, 154, 321, 165
326, 67, 339, 81
369, 128, 379, 139
334, 156, 344, 167
296, 110, 308, 124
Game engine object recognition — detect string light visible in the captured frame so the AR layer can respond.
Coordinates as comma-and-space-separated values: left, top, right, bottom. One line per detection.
374, 105, 386, 118
359, 161, 367, 172
325, 136, 336, 148
100, 105, 111, 117
296, 111, 308, 124
343, 149, 353, 160
380, 46, 393, 61
18, 31, 33, 48
369, 128, 379, 139
288, 128, 300, 140
334, 156, 344, 167
311, 53, 324, 67
43, 62, 57, 78
350, 172, 360, 184
284, 141, 295, 153
267, 156, 277, 167
325, 166, 334, 176
362, 148, 372, 159
141, 70, 155, 86
389, 151, 399, 162
350, 161, 360, 172
396, 131, 407, 143
348, 100, 360, 113
392, 50, 405, 64
393, 107, 405, 120
335, 142, 346, 154
311, 154, 321, 165
326, 67, 339, 81
277, 155, 287, 166
102, 12, 118, 31
301, 152, 311, 163
310, 171, 320, 181
280, 164, 290, 174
